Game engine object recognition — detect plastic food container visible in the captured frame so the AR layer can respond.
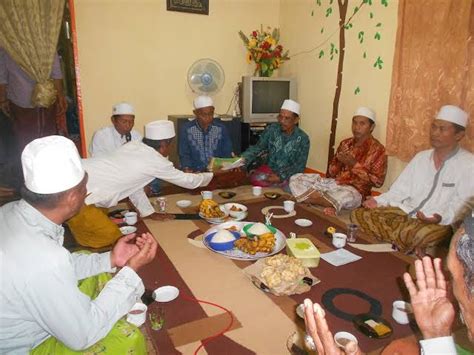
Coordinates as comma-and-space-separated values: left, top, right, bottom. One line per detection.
286, 238, 320, 268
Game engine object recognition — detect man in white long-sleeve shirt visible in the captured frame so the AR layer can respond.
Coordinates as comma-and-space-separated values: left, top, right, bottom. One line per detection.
68, 120, 214, 248
0, 136, 157, 354
302, 211, 474, 355
89, 102, 142, 157
352, 105, 474, 253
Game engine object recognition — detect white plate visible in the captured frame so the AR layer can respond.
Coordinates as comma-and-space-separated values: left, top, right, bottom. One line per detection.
176, 200, 192, 208
295, 218, 313, 227
153, 286, 179, 302
120, 226, 137, 235
202, 221, 286, 261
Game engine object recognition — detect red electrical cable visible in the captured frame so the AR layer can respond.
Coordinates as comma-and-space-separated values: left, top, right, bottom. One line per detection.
181, 293, 235, 355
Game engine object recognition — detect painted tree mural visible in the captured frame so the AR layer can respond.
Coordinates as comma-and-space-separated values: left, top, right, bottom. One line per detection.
311, 0, 388, 169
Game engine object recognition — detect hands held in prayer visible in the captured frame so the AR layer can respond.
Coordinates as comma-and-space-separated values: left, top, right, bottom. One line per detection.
125, 232, 158, 272
148, 212, 175, 222
111, 232, 157, 271
362, 196, 378, 209
304, 299, 362, 355
403, 257, 455, 339
337, 152, 357, 168
416, 211, 442, 224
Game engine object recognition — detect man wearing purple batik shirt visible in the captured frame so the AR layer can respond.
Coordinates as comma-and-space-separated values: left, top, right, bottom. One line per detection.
0, 47, 67, 152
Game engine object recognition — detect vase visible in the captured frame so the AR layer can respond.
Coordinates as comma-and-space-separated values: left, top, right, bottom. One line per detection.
254, 64, 273, 77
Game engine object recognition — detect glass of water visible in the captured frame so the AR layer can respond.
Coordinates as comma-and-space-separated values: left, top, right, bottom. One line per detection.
149, 307, 165, 331
347, 223, 358, 243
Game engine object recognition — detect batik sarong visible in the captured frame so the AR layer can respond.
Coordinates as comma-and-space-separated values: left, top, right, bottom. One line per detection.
289, 173, 362, 212
351, 207, 452, 253
31, 272, 146, 355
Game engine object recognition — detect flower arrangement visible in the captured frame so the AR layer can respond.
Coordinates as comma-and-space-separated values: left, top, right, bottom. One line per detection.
238, 26, 290, 77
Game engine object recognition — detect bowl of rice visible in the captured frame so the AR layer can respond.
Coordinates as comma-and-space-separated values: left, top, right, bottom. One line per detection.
205, 229, 240, 251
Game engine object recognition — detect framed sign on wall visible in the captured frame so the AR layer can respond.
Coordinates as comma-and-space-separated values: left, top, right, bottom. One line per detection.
166, 0, 209, 15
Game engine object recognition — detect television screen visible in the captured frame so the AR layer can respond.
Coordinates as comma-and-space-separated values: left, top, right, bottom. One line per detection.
252, 80, 290, 114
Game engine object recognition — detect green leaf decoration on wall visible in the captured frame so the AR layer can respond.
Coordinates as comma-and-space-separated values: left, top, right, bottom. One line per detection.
370, 12, 374, 18
375, 32, 381, 40
319, 50, 325, 58
363, 0, 373, 4
317, 0, 322, 6
363, 51, 367, 58
311, 10, 314, 16
353, 6, 359, 14
358, 31, 365, 43
354, 86, 361, 95
373, 56, 384, 69
326, 7, 333, 17
329, 0, 334, 4
321, 27, 325, 33
344, 23, 353, 30
381, 0, 388, 6
376, 22, 382, 27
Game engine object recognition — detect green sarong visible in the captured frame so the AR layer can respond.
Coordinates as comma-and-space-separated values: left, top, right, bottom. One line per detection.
31, 272, 146, 355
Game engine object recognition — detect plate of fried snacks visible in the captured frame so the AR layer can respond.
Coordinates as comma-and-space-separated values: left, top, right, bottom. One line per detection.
244, 254, 320, 296
202, 221, 286, 260
199, 199, 228, 224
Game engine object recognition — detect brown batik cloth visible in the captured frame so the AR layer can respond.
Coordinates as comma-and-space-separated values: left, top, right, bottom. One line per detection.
351, 207, 452, 253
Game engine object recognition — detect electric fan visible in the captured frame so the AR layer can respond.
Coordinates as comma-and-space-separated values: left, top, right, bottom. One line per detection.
187, 58, 225, 95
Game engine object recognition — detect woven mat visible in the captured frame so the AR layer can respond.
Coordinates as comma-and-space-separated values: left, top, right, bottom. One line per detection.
138, 186, 416, 353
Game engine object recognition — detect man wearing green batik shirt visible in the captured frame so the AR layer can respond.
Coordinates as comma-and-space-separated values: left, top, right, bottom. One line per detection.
241, 99, 310, 187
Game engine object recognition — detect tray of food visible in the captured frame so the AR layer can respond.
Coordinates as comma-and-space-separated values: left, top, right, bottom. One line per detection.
202, 221, 286, 260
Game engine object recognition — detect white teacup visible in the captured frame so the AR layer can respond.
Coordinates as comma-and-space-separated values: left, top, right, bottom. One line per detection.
392, 300, 411, 324
252, 186, 262, 196
126, 302, 147, 327
283, 200, 295, 213
124, 211, 138, 225
201, 190, 213, 200
334, 331, 358, 348
332, 233, 347, 248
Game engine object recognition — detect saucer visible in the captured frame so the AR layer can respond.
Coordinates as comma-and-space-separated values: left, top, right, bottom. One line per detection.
120, 226, 137, 235
295, 219, 313, 227
153, 286, 179, 302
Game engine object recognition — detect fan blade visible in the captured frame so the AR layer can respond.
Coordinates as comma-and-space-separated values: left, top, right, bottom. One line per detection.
190, 73, 203, 84
200, 82, 218, 93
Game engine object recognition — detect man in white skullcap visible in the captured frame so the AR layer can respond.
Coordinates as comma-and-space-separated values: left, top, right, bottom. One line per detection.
178, 95, 233, 172
68, 120, 213, 248
241, 99, 310, 187
89, 102, 142, 157
0, 135, 157, 354
353, 104, 474, 253
290, 106, 387, 214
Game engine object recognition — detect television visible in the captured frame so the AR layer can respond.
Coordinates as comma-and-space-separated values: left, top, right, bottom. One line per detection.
240, 76, 297, 123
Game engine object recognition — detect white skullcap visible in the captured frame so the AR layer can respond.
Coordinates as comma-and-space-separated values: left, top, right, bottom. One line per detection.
112, 102, 135, 116
354, 107, 376, 122
281, 99, 300, 115
145, 120, 175, 140
193, 96, 214, 109
436, 105, 468, 128
22, 136, 85, 194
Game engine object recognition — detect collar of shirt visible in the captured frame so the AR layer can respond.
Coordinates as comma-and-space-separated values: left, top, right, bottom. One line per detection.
194, 119, 216, 134
15, 199, 65, 246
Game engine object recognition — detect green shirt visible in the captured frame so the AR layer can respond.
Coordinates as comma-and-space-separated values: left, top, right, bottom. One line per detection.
242, 123, 310, 181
